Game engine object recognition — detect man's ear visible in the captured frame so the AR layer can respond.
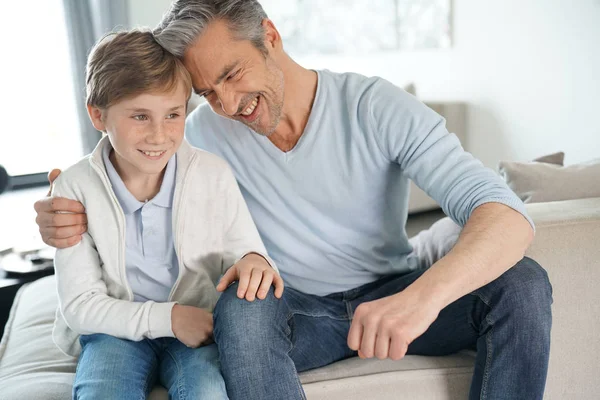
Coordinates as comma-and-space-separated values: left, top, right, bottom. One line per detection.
261, 18, 282, 52
86, 104, 107, 132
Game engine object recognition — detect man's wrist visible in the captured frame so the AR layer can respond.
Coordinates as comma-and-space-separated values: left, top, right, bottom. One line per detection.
397, 269, 453, 312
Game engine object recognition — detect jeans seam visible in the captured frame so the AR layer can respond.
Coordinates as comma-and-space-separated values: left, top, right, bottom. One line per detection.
285, 312, 307, 400
480, 317, 493, 400
290, 310, 350, 320
472, 290, 493, 400
345, 300, 354, 320
165, 347, 186, 400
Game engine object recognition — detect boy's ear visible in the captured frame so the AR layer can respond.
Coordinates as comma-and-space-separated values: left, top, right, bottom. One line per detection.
87, 104, 106, 132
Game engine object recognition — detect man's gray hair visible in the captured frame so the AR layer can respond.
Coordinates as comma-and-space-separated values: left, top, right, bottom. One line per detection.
154, 0, 269, 58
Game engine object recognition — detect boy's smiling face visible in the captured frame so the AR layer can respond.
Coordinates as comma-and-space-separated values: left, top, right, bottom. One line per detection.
87, 81, 188, 179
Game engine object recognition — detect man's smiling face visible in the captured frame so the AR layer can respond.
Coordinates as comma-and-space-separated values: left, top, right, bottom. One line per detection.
183, 20, 284, 137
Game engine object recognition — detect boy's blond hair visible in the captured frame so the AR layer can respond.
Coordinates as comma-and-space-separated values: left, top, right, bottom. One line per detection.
86, 29, 192, 109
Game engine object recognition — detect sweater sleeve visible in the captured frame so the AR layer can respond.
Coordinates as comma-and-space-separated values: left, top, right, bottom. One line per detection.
367, 78, 534, 229
219, 165, 278, 274
52, 175, 176, 340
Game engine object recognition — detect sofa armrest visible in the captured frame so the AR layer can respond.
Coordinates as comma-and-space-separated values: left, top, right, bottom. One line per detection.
524, 197, 600, 399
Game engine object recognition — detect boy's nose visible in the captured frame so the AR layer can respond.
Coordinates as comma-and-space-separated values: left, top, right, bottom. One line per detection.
147, 123, 167, 143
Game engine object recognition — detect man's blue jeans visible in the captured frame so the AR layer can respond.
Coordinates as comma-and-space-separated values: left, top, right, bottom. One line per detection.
73, 334, 228, 399
214, 257, 552, 400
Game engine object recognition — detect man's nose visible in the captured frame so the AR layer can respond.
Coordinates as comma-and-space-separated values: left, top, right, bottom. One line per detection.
217, 87, 239, 117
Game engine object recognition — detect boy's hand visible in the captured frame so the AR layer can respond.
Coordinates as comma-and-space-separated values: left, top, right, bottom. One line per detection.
171, 304, 213, 348
216, 253, 284, 301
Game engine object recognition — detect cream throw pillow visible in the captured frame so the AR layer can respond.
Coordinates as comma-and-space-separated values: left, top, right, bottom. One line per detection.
498, 157, 600, 203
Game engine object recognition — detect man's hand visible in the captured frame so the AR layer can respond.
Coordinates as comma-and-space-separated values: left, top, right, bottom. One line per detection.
33, 169, 87, 248
216, 253, 284, 301
171, 304, 214, 348
347, 290, 441, 360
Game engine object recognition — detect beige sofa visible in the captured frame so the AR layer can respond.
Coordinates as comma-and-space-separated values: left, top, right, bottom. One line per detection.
1, 198, 599, 399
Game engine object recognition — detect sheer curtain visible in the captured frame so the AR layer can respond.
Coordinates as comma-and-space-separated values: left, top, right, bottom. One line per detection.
62, 0, 129, 154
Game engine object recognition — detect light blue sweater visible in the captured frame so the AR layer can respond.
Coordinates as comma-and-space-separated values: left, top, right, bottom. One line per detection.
186, 70, 532, 296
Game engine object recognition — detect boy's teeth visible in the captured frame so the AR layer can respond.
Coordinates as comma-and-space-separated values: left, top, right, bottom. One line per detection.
142, 150, 164, 157
242, 97, 258, 116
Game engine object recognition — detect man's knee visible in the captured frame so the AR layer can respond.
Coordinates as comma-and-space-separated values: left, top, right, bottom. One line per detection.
485, 257, 553, 328
508, 257, 552, 302
214, 282, 285, 344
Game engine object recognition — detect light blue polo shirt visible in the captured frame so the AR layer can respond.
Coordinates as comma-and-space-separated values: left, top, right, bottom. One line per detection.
102, 145, 178, 302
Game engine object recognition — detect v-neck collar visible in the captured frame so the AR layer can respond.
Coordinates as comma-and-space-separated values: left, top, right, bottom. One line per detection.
253, 69, 325, 162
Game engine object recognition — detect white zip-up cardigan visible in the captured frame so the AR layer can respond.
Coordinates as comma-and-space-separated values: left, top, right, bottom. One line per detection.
52, 136, 277, 357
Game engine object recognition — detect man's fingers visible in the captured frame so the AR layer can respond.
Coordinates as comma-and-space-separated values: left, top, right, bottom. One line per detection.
35, 197, 86, 215
256, 272, 273, 300
46, 169, 62, 196
40, 224, 86, 240
48, 169, 62, 184
245, 269, 264, 301
49, 197, 86, 214
216, 267, 237, 292
359, 321, 378, 358
47, 235, 82, 249
46, 212, 87, 228
375, 333, 391, 360
389, 337, 409, 361
347, 319, 364, 351
272, 273, 285, 298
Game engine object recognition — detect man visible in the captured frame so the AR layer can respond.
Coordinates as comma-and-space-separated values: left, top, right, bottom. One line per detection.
34, 1, 552, 399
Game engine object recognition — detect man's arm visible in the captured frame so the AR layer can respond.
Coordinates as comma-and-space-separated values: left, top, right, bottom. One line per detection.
349, 202, 532, 359
348, 79, 534, 359
34, 169, 87, 248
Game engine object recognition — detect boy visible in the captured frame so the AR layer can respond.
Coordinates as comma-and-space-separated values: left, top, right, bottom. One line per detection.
52, 29, 283, 399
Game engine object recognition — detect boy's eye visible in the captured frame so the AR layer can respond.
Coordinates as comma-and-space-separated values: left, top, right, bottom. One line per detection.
167, 113, 180, 119
133, 115, 148, 121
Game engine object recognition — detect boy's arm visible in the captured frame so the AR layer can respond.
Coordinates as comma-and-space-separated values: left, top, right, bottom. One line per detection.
216, 166, 283, 300
52, 176, 176, 340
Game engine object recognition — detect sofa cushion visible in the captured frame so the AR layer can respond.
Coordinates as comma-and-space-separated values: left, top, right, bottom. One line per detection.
498, 157, 600, 203
0, 275, 475, 399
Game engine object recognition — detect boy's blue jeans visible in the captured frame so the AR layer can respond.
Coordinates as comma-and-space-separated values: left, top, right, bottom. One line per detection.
73, 334, 227, 400
214, 256, 552, 400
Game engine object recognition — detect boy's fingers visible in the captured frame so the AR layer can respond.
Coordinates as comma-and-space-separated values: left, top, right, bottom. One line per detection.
217, 267, 237, 292
256, 273, 273, 299
245, 269, 264, 301
273, 274, 285, 298
237, 268, 252, 298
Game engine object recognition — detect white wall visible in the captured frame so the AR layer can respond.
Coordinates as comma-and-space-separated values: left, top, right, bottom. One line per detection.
129, 0, 600, 167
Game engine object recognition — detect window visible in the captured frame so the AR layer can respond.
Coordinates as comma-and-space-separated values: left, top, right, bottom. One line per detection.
0, 0, 82, 188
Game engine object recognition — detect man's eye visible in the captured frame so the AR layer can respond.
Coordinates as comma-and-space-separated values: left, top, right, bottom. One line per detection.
133, 115, 148, 121
227, 70, 240, 81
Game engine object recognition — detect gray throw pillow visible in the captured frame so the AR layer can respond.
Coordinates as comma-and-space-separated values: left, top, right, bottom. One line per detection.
532, 151, 565, 165
498, 157, 600, 203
